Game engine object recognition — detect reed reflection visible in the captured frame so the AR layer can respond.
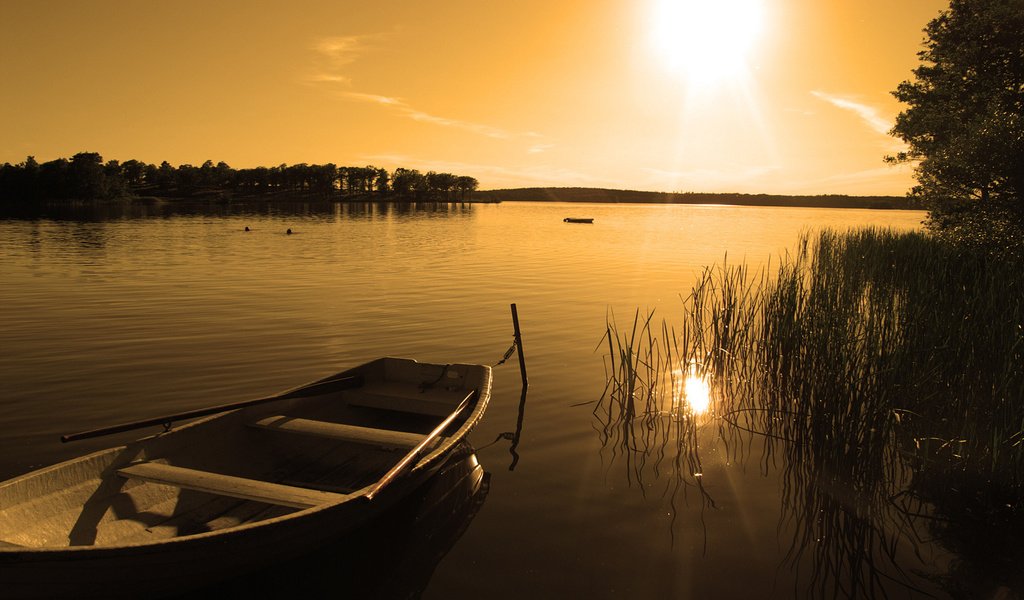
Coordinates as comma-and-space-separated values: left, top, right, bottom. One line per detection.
598, 289, 933, 596
599, 229, 1024, 598
596, 310, 716, 515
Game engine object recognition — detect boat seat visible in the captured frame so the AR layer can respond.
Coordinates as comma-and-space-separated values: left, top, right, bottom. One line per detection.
249, 416, 432, 449
343, 382, 472, 417
117, 462, 348, 510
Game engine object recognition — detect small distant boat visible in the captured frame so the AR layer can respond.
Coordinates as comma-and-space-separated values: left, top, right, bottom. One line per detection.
563, 217, 594, 224
0, 357, 492, 599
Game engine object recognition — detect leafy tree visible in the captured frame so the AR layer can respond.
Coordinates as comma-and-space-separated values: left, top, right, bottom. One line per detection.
426, 171, 458, 200
142, 163, 159, 186
455, 175, 479, 200
310, 163, 338, 195
0, 156, 38, 201
214, 161, 233, 187
23, 155, 39, 177
390, 168, 421, 197
103, 159, 128, 197
69, 152, 107, 199
889, 0, 1024, 249
38, 158, 70, 198
121, 159, 146, 186
374, 168, 389, 193
155, 161, 176, 190
174, 163, 201, 194
199, 160, 218, 187
269, 164, 287, 189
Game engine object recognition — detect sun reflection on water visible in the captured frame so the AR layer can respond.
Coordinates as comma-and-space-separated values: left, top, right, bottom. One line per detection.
672, 362, 711, 417
684, 372, 711, 415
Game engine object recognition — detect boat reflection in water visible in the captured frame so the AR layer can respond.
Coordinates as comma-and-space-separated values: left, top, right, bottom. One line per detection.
201, 441, 489, 598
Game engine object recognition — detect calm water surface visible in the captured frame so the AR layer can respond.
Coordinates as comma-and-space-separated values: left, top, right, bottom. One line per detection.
1, 201, 941, 598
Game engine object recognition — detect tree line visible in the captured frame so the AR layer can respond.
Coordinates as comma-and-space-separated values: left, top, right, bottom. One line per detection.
0, 152, 479, 203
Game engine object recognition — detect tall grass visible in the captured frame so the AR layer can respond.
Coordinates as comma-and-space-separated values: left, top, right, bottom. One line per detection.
596, 227, 1024, 597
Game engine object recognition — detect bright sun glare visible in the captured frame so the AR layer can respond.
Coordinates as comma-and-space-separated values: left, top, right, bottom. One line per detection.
650, 0, 765, 90
684, 373, 711, 415
672, 363, 712, 416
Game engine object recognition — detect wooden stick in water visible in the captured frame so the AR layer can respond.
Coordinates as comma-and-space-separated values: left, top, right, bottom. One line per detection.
511, 303, 528, 388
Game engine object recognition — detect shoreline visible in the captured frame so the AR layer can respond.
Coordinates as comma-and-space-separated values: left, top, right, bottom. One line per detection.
4, 189, 920, 211
471, 187, 921, 210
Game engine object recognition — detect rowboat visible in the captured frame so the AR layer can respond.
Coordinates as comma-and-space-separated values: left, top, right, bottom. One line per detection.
563, 217, 594, 224
0, 357, 492, 599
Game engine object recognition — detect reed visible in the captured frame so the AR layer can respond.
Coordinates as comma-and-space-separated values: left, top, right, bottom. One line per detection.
597, 227, 1024, 596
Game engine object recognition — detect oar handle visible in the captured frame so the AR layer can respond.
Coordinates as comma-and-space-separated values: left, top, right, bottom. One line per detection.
60, 374, 364, 443
365, 390, 476, 501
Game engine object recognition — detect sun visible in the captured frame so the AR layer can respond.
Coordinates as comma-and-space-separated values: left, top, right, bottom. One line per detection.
649, 0, 765, 90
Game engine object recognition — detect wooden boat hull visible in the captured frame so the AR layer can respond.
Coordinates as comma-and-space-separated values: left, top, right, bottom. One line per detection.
207, 441, 489, 597
1, 479, 430, 598
0, 357, 492, 598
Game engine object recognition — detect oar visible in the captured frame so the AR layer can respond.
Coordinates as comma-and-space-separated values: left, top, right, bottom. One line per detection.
60, 373, 364, 443
364, 389, 476, 501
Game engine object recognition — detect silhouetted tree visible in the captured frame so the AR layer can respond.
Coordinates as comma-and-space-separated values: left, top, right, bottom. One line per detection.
37, 158, 70, 199
154, 161, 175, 191
214, 161, 232, 187
455, 175, 479, 200
391, 167, 430, 199
426, 171, 458, 200
121, 159, 146, 186
0, 156, 38, 201
175, 164, 202, 194
103, 159, 128, 197
310, 163, 338, 195
889, 0, 1024, 249
69, 152, 107, 199
142, 163, 159, 187
374, 168, 390, 193
0, 152, 481, 205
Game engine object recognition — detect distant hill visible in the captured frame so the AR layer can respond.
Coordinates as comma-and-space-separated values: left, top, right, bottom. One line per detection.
472, 187, 921, 210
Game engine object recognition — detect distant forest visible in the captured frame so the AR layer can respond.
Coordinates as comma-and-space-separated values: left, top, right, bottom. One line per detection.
0, 152, 479, 203
473, 187, 921, 209
1, 153, 921, 210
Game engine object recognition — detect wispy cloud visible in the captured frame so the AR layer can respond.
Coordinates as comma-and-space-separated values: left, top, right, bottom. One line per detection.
528, 144, 556, 154
340, 92, 543, 141
810, 91, 892, 135
304, 34, 382, 85
307, 73, 351, 84
314, 35, 373, 67
304, 34, 545, 144
341, 92, 403, 106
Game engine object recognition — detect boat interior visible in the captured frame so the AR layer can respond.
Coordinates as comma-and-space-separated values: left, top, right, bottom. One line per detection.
0, 359, 488, 549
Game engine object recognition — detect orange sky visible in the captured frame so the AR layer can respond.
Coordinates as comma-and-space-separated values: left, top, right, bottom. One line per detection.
0, 0, 947, 195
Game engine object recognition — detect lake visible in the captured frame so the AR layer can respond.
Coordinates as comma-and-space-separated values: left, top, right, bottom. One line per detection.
1, 201, 945, 598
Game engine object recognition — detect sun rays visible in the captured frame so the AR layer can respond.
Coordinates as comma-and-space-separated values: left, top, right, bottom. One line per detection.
649, 0, 766, 92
